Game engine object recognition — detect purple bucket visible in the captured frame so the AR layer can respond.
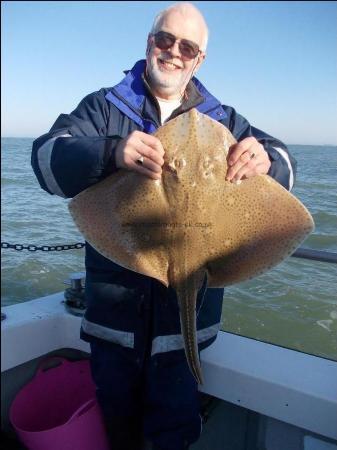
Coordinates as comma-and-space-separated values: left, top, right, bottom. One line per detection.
9, 357, 110, 450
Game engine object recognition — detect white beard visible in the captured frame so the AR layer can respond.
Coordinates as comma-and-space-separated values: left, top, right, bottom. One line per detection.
147, 58, 192, 97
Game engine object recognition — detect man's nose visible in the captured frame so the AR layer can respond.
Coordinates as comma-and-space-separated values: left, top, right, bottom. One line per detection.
167, 40, 182, 57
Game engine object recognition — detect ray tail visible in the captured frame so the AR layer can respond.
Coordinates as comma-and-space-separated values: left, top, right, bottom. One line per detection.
176, 282, 204, 385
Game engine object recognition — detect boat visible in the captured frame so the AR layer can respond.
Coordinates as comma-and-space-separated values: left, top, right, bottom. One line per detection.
1, 248, 337, 450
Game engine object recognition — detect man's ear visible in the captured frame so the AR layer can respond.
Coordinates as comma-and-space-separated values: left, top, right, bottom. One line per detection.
193, 53, 206, 76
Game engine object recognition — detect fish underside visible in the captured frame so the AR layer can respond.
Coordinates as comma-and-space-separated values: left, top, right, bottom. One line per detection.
69, 109, 314, 384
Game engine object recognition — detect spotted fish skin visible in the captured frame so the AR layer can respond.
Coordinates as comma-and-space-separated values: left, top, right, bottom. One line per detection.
68, 109, 314, 384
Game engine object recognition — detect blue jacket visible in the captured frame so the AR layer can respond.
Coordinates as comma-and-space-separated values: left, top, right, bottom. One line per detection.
31, 60, 297, 364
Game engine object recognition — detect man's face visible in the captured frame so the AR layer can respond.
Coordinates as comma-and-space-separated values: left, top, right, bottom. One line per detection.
146, 11, 205, 99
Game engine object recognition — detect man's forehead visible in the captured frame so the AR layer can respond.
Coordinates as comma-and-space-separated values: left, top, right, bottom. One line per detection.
158, 10, 205, 43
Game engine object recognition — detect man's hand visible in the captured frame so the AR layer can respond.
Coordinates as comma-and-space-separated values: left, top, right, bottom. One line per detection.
115, 131, 165, 180
226, 136, 271, 183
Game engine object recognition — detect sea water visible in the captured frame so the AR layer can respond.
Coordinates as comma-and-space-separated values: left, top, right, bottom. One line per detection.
1, 138, 336, 360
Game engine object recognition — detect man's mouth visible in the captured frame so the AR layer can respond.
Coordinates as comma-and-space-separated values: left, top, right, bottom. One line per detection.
158, 58, 181, 71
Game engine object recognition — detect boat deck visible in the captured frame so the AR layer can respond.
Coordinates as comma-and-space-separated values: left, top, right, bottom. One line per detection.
191, 397, 337, 450
3, 395, 337, 450
1, 292, 337, 450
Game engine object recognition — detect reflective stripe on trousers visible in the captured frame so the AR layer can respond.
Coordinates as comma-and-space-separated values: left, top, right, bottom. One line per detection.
82, 317, 220, 354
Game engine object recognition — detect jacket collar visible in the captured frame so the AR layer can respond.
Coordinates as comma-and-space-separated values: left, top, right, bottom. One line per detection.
105, 60, 227, 131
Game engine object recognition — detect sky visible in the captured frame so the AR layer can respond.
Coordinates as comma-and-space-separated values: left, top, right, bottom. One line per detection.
1, 1, 337, 145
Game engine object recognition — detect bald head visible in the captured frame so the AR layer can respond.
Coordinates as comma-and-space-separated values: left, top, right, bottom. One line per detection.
151, 2, 209, 52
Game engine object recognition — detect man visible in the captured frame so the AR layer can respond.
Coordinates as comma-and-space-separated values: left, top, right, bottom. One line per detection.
31, 3, 296, 450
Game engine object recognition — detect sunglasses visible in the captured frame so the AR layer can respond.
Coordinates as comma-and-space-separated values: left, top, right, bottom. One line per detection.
152, 31, 201, 60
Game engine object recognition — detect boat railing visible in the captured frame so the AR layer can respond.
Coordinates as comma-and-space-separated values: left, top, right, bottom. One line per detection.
1, 240, 337, 264
291, 247, 337, 264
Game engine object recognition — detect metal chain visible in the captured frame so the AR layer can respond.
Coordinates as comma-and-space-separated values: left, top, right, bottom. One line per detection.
1, 242, 85, 252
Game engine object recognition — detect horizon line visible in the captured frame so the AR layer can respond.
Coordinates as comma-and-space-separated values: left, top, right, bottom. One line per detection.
1, 136, 337, 147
